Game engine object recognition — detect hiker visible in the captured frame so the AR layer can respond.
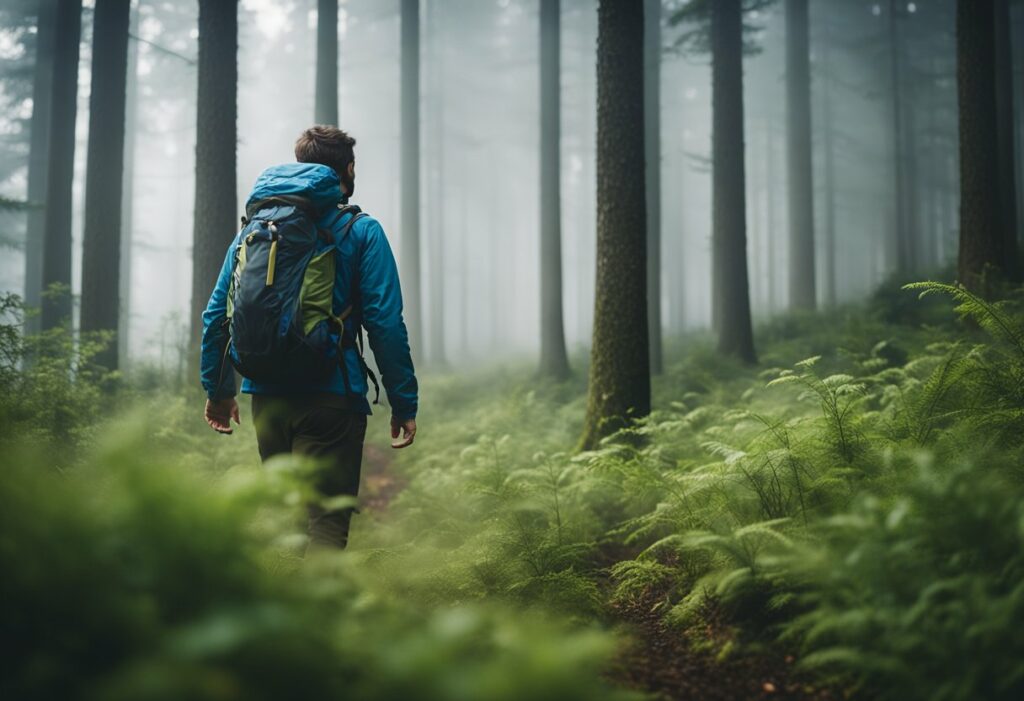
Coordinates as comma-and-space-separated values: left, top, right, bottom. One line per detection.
198, 126, 418, 549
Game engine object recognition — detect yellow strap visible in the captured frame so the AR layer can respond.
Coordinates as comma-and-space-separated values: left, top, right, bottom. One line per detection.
266, 239, 278, 286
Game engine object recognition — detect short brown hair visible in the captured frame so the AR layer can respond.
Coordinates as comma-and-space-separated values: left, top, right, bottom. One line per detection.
294, 125, 356, 176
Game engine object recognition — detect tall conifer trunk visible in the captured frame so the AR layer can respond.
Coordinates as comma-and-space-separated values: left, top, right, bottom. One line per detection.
400, 0, 422, 362
820, 11, 837, 306
786, 0, 815, 310
426, 0, 445, 368
994, 0, 1019, 281
539, 0, 569, 379
189, 0, 238, 360
711, 0, 756, 363
118, 3, 140, 366
24, 0, 56, 332
580, 0, 649, 450
40, 0, 82, 331
80, 0, 131, 371
644, 0, 663, 374
889, 0, 913, 274
956, 0, 1004, 292
315, 0, 338, 125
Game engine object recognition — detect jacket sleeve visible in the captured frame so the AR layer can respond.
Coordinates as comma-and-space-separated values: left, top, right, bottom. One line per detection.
199, 236, 240, 400
358, 220, 418, 420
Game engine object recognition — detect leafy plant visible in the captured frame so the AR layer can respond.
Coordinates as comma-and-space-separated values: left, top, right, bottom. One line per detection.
783, 461, 1024, 701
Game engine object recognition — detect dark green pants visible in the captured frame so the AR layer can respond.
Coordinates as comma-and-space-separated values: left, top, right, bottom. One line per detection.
251, 394, 367, 549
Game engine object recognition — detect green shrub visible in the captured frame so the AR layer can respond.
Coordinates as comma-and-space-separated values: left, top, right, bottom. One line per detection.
783, 459, 1024, 701
0, 292, 115, 452
0, 427, 638, 701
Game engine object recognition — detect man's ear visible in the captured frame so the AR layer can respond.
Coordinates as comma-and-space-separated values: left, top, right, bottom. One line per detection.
347, 161, 355, 179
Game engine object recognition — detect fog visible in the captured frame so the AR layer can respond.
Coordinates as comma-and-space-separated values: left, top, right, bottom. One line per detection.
0, 0, 995, 371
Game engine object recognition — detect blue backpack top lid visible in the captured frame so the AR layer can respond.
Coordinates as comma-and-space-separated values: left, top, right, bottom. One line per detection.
245, 163, 342, 215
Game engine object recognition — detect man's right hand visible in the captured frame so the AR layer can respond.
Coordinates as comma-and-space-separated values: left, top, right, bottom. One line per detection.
205, 397, 240, 434
391, 416, 416, 449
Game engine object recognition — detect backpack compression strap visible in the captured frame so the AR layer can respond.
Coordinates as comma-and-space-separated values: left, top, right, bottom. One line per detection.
243, 194, 320, 223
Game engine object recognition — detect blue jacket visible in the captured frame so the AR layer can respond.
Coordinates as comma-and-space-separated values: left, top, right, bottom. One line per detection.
199, 163, 418, 420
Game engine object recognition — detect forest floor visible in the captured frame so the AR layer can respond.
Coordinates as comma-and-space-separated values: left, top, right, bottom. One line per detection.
11, 281, 1021, 700
607, 600, 840, 701
360, 442, 407, 513
362, 428, 842, 701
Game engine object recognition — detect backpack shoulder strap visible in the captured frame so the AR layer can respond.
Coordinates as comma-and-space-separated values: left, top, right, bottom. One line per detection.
325, 203, 362, 231
330, 206, 379, 404
341, 210, 367, 240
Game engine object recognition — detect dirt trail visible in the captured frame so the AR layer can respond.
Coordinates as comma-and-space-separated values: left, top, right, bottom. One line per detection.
357, 447, 840, 700
607, 601, 841, 701
360, 443, 406, 513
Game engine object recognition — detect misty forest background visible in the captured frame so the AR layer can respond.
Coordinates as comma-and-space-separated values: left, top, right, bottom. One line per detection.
2, 1, 1024, 700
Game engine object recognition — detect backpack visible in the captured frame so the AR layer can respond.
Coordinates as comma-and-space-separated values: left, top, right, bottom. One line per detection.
223, 196, 367, 388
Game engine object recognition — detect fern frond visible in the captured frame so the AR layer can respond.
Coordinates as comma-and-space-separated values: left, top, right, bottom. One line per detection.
904, 281, 1024, 361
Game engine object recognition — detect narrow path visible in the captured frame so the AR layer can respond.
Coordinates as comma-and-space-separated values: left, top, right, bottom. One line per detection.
607, 600, 841, 701
357, 446, 841, 700
360, 442, 406, 513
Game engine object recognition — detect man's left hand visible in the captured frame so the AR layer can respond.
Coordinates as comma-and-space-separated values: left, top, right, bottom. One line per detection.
205, 398, 240, 434
390, 416, 416, 449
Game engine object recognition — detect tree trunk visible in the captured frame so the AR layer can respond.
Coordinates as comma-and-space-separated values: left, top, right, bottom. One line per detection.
189, 0, 238, 360
904, 77, 920, 272
427, 0, 445, 368
80, 0, 131, 371
400, 0, 422, 363
994, 0, 1019, 281
40, 0, 82, 331
820, 15, 837, 307
644, 0, 663, 373
539, 0, 569, 379
119, 3, 140, 366
956, 0, 1003, 292
580, 0, 649, 451
24, 0, 56, 333
1014, 0, 1024, 253
889, 0, 913, 274
712, 0, 756, 363
669, 142, 686, 333
765, 118, 778, 314
459, 183, 469, 357
315, 0, 338, 125
785, 0, 815, 310
749, 140, 764, 316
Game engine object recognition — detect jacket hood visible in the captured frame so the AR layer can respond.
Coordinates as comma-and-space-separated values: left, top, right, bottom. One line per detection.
245, 163, 342, 215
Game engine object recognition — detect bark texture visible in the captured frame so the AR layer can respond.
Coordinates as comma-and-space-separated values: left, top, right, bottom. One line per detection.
580, 0, 649, 451
785, 0, 815, 310
400, 0, 422, 362
80, 0, 131, 371
40, 0, 82, 330
956, 0, 1004, 292
24, 0, 56, 332
711, 0, 756, 363
539, 0, 569, 379
644, 0, 662, 374
315, 0, 338, 125
994, 0, 1018, 281
189, 0, 238, 356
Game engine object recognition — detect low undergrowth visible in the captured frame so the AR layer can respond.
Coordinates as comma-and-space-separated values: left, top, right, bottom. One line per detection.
3, 280, 1024, 700
366, 281, 1024, 700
